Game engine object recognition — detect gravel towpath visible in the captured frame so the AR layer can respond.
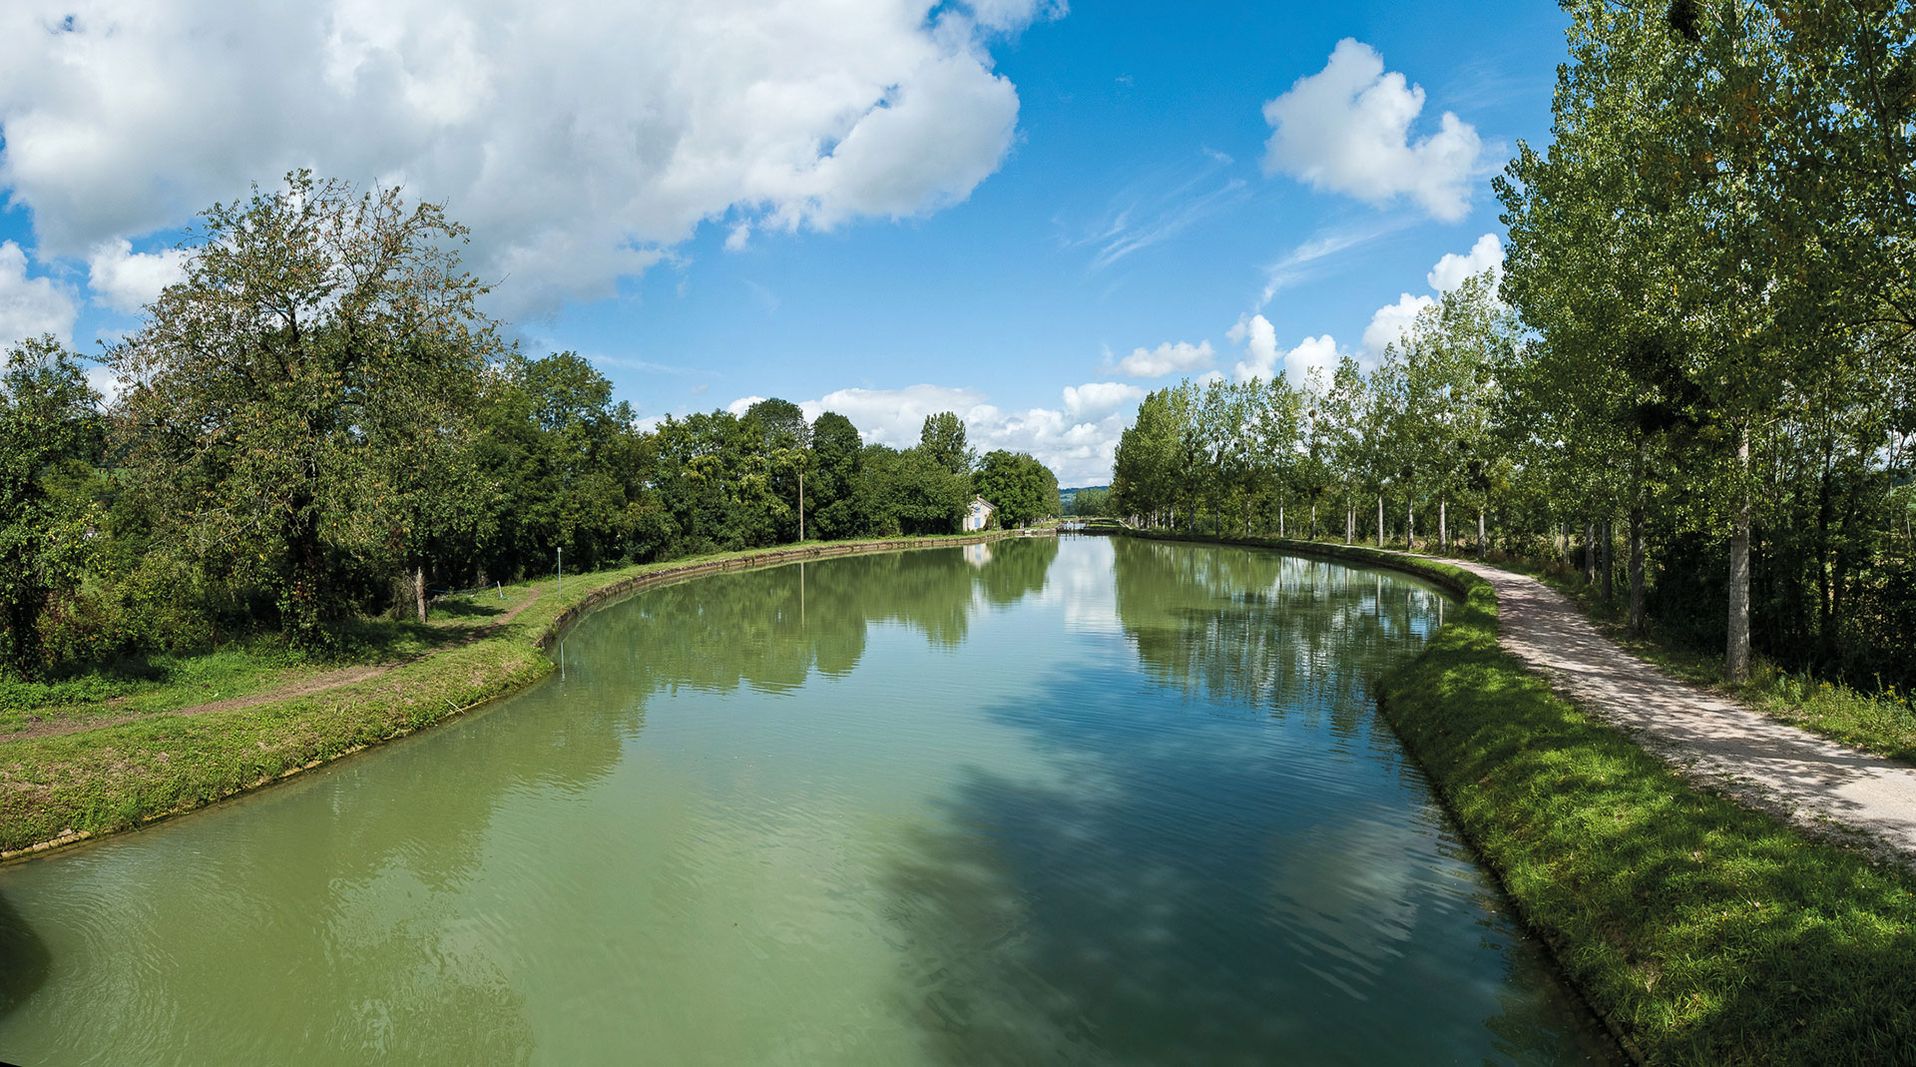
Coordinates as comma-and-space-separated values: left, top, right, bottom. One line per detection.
1443, 557, 1916, 861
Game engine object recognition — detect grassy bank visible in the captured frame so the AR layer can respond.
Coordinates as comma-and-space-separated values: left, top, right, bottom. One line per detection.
0, 532, 1020, 858
1120, 531, 1916, 1063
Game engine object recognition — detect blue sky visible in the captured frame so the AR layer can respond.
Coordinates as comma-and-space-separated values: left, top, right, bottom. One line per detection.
0, 1, 1568, 484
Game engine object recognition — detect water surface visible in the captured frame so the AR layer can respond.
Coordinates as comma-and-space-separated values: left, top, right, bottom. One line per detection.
0, 537, 1611, 1063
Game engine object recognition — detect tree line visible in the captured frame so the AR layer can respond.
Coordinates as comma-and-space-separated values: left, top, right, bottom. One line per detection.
1116, 1, 1915, 693
0, 173, 1059, 677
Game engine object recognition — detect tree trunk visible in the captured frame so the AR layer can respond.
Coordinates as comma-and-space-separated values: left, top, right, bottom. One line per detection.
1346, 506, 1354, 545
1438, 497, 1447, 550
286, 497, 328, 646
1279, 504, 1285, 538
1406, 499, 1415, 550
1600, 520, 1614, 601
1628, 505, 1646, 636
1727, 429, 1753, 682
1311, 503, 1318, 540
1477, 507, 1486, 559
414, 565, 428, 624
1584, 521, 1597, 584
1377, 495, 1385, 546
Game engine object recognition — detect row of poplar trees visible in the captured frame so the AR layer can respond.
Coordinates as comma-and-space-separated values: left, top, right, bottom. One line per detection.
0, 173, 1059, 676
1114, 0, 1915, 692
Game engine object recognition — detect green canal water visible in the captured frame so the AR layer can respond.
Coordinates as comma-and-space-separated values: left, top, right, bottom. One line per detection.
0, 537, 1613, 1064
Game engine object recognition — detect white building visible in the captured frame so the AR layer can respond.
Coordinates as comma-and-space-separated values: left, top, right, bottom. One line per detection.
962, 496, 995, 532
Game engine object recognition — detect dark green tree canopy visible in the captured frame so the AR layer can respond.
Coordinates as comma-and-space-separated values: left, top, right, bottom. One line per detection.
0, 337, 106, 673
112, 171, 500, 646
918, 411, 973, 475
975, 450, 1061, 528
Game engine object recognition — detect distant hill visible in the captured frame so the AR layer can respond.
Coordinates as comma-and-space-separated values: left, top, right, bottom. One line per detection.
1059, 484, 1109, 508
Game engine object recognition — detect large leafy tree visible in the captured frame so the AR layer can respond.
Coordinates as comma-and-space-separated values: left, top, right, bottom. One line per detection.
1112, 384, 1196, 528
0, 338, 105, 674
807, 412, 864, 540
918, 411, 974, 476
113, 172, 499, 646
475, 351, 649, 585
974, 450, 1061, 528
745, 398, 811, 541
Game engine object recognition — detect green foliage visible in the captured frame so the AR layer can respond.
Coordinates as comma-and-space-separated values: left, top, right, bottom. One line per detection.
1492, 0, 1916, 685
474, 351, 651, 579
808, 412, 865, 539
974, 449, 1059, 527
917, 411, 973, 476
1115, 278, 1510, 547
113, 171, 499, 648
860, 445, 971, 535
1065, 486, 1112, 517
1112, 384, 1195, 526
0, 337, 106, 675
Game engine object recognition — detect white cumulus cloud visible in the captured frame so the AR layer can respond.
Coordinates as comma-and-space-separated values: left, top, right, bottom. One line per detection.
1362, 233, 1505, 357
0, 0, 1052, 315
1061, 380, 1143, 418
1229, 313, 1338, 386
1281, 334, 1340, 387
793, 385, 994, 450
1228, 313, 1280, 381
1362, 293, 1435, 357
1116, 339, 1214, 378
1428, 232, 1503, 292
1261, 39, 1483, 221
85, 238, 189, 314
0, 241, 77, 350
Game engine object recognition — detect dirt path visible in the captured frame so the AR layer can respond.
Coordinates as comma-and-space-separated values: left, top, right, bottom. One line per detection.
3, 588, 545, 743
1441, 557, 1916, 860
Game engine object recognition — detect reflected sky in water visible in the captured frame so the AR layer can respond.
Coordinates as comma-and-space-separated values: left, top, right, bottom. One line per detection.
0, 536, 1612, 1065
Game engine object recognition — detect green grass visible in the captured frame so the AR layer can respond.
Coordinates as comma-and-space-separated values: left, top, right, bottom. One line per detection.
1126, 531, 1916, 1063
0, 592, 530, 736
0, 531, 1017, 856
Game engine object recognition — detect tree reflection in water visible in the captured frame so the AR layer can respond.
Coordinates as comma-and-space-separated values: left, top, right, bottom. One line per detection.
1112, 538, 1448, 728
563, 535, 1061, 695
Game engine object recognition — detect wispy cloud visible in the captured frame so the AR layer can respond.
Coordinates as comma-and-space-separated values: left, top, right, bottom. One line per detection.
584, 352, 707, 377
1255, 217, 1415, 308
1070, 153, 1250, 271
742, 279, 781, 313
1437, 53, 1551, 115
